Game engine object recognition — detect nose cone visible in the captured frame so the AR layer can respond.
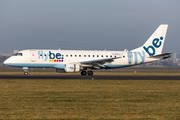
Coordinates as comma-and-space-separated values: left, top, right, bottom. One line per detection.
3, 58, 11, 65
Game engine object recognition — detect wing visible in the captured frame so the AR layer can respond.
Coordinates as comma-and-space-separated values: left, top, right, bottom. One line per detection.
72, 49, 127, 69
80, 57, 121, 69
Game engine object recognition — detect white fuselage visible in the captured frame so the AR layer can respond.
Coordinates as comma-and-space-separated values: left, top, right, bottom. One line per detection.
4, 49, 160, 70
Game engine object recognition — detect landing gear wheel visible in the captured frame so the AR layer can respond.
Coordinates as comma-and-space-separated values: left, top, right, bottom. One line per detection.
88, 71, 93, 76
24, 72, 28, 76
81, 70, 86, 76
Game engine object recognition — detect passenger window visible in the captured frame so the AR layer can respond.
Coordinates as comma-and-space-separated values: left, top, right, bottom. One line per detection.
66, 55, 68, 57
97, 55, 99, 57
101, 55, 103, 57
84, 55, 86, 57
40, 54, 42, 56
71, 55, 72, 57
79, 55, 81, 57
93, 55, 95, 57
75, 55, 77, 57
88, 55, 90, 57
106, 55, 108, 57
110, 55, 112, 57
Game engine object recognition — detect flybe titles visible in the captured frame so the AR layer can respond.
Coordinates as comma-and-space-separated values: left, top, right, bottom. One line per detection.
37, 51, 64, 62
128, 51, 145, 65
143, 37, 163, 56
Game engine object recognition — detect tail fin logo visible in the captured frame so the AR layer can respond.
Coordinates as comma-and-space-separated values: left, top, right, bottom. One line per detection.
143, 37, 163, 56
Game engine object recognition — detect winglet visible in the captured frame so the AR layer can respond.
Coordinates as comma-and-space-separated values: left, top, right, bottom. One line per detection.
119, 49, 128, 58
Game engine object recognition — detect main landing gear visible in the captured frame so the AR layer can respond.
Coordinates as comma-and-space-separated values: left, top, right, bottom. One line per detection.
81, 70, 93, 76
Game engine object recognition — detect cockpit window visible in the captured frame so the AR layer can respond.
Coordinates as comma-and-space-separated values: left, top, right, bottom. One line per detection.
13, 53, 18, 56
13, 53, 23, 56
18, 53, 22, 56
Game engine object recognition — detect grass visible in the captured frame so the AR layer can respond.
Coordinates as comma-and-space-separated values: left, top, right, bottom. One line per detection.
1, 71, 180, 76
0, 80, 180, 119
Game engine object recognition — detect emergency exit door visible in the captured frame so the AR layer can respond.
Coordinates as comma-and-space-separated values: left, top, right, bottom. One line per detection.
30, 50, 36, 62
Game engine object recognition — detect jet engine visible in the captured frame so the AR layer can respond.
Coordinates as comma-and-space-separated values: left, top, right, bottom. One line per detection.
64, 64, 80, 72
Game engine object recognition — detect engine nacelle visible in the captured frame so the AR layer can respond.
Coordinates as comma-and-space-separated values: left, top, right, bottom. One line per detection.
64, 64, 80, 72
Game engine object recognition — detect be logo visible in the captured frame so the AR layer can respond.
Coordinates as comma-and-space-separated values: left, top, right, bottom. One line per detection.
143, 37, 163, 56
38, 51, 64, 62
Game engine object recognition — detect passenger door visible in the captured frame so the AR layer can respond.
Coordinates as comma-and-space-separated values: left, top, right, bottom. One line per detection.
30, 50, 36, 62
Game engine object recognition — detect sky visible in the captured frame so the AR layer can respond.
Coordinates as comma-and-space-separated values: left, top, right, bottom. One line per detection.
0, 0, 180, 53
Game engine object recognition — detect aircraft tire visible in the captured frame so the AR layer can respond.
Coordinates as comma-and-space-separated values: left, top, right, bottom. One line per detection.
88, 71, 93, 76
24, 72, 28, 76
81, 71, 86, 76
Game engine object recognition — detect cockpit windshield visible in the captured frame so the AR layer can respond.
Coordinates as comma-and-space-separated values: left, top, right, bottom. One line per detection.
13, 53, 23, 56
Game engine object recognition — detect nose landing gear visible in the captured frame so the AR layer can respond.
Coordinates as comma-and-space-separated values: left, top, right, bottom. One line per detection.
23, 67, 28, 76
24, 71, 28, 75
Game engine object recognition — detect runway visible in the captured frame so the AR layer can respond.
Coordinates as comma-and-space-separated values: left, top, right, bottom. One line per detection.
0, 75, 180, 80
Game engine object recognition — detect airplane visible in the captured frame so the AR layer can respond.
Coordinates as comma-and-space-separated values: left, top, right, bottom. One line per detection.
4, 24, 172, 76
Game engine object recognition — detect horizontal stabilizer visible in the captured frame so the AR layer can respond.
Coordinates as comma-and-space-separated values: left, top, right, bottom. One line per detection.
149, 52, 173, 59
